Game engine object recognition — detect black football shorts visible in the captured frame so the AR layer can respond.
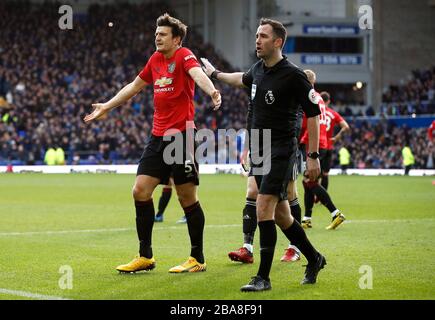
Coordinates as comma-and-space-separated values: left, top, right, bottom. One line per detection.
137, 131, 199, 186
250, 138, 297, 200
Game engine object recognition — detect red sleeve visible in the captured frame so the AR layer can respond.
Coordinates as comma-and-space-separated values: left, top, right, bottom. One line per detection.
180, 48, 200, 73
138, 54, 155, 83
334, 109, 344, 123
300, 114, 308, 143
429, 121, 435, 140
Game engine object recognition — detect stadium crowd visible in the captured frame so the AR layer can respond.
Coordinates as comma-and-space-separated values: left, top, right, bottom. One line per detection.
332, 120, 433, 169
0, 1, 433, 169
0, 1, 248, 165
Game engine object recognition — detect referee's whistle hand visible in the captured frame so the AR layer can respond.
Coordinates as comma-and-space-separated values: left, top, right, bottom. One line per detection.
306, 158, 321, 181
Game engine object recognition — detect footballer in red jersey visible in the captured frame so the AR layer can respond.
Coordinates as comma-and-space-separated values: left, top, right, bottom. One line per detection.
299, 91, 328, 150
319, 91, 349, 191
300, 70, 345, 231
84, 13, 221, 274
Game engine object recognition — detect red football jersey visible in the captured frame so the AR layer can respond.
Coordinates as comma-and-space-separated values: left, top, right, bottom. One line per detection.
138, 47, 200, 136
300, 91, 328, 150
325, 107, 344, 150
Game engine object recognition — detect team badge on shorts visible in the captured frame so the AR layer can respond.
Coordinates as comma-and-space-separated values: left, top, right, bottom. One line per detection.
265, 90, 275, 104
168, 62, 176, 73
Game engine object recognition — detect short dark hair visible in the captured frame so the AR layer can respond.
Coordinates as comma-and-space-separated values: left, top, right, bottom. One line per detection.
259, 18, 287, 48
156, 13, 187, 43
320, 91, 330, 103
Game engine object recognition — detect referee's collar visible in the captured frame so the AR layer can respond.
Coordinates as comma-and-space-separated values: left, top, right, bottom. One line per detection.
262, 55, 288, 73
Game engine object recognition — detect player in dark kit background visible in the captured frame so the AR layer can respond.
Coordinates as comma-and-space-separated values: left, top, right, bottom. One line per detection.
201, 18, 326, 292
84, 13, 221, 273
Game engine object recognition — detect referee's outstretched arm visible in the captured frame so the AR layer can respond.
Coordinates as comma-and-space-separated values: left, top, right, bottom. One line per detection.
200, 58, 246, 88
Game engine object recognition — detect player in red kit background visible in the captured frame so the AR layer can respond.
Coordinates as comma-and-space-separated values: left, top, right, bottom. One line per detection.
319, 91, 350, 191
428, 120, 435, 144
299, 70, 346, 230
84, 13, 221, 273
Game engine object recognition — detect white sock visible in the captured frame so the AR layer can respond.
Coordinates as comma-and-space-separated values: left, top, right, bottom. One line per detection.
303, 216, 312, 221
331, 209, 340, 218
243, 243, 253, 253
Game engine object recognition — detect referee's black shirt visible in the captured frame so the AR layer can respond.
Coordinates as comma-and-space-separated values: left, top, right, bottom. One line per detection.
242, 56, 320, 143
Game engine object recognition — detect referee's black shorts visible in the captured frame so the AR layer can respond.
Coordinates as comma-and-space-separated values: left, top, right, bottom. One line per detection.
137, 131, 199, 186
250, 138, 297, 201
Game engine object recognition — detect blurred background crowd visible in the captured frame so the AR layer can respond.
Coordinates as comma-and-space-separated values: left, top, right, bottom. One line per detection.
0, 1, 434, 169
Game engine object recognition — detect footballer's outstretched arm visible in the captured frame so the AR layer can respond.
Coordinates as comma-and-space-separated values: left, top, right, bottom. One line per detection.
84, 76, 148, 123
188, 66, 222, 111
200, 58, 245, 88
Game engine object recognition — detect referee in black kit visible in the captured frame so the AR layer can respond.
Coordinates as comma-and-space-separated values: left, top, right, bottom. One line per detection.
201, 18, 326, 292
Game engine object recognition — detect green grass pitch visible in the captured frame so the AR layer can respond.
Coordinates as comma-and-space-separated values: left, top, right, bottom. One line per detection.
0, 173, 434, 300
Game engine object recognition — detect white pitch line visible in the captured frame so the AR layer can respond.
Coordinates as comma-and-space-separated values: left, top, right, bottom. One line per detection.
0, 224, 241, 237
0, 227, 133, 236
0, 219, 433, 237
345, 218, 435, 224
0, 288, 71, 300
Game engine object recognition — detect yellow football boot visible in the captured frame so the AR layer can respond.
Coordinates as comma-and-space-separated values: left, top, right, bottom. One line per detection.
326, 213, 346, 230
116, 255, 156, 273
168, 256, 206, 273
301, 219, 312, 229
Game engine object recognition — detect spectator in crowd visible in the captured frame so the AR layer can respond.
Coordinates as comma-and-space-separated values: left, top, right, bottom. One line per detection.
338, 145, 351, 175
44, 147, 56, 166
401, 143, 415, 176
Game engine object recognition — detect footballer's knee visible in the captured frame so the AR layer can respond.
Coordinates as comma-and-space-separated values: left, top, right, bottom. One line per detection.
132, 183, 153, 201
176, 184, 198, 208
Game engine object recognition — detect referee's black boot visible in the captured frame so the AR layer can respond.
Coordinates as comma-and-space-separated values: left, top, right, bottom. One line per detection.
301, 253, 326, 284
240, 275, 271, 292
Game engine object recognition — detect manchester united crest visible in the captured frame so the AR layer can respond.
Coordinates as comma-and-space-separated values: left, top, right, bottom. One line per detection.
168, 62, 176, 73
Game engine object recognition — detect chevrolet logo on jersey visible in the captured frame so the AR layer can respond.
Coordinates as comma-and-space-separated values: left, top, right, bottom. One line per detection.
155, 77, 173, 87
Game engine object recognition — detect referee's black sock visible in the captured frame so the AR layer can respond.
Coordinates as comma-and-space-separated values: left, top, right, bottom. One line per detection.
321, 174, 329, 191
281, 221, 318, 264
289, 198, 301, 224
257, 220, 276, 281
156, 187, 172, 216
243, 198, 257, 249
184, 202, 205, 264
135, 199, 155, 259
